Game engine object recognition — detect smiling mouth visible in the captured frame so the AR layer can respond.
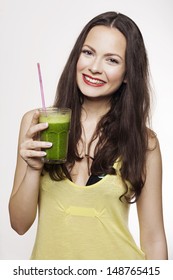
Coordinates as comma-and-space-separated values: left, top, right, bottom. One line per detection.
82, 74, 106, 87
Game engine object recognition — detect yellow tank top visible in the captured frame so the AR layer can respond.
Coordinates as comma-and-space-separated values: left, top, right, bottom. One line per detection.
31, 160, 145, 260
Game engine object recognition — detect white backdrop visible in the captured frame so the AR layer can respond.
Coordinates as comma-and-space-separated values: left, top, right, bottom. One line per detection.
0, 0, 172, 260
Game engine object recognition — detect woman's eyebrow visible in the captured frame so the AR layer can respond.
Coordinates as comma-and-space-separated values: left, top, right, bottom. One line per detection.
82, 44, 95, 52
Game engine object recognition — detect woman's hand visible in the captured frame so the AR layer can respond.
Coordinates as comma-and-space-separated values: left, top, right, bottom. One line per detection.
20, 110, 52, 171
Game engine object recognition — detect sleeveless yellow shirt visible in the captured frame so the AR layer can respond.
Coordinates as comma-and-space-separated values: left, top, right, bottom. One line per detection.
31, 161, 145, 260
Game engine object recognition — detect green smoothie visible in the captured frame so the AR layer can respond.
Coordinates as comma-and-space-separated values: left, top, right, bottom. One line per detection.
39, 108, 71, 164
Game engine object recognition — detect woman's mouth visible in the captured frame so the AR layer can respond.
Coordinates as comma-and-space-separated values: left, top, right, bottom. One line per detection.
82, 74, 106, 87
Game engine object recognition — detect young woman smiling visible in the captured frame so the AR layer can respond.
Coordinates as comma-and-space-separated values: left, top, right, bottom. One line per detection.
9, 11, 168, 260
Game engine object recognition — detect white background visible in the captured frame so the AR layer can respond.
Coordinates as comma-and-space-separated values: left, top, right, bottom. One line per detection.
0, 0, 172, 260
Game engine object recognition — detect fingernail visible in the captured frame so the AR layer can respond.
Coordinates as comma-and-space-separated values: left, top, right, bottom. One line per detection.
45, 142, 52, 147
42, 152, 47, 156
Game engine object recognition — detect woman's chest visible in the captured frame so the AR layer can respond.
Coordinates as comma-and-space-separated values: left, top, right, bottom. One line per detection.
70, 157, 93, 186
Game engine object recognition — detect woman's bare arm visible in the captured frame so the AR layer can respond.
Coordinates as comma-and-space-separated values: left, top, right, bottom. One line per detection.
9, 110, 51, 234
137, 137, 168, 259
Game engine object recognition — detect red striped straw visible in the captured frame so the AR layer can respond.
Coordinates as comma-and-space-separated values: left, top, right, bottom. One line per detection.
37, 63, 46, 112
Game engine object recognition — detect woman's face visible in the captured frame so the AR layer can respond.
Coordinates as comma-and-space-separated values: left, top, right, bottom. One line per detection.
76, 25, 126, 99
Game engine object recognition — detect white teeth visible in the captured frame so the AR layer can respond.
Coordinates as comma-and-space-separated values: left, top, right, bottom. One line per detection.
85, 76, 104, 84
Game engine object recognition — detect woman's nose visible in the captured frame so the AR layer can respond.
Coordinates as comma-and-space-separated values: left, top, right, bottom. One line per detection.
89, 58, 103, 74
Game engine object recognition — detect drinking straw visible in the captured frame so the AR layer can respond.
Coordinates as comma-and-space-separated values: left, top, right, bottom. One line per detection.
37, 63, 46, 112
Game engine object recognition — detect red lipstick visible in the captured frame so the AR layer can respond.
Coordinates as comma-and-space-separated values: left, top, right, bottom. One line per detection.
82, 74, 105, 87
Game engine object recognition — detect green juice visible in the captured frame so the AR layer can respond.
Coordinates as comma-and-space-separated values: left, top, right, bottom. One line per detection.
39, 109, 71, 164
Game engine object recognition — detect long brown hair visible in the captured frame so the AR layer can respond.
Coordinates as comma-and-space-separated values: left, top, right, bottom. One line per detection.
45, 11, 152, 202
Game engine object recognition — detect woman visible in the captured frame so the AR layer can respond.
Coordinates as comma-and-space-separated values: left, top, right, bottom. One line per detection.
9, 11, 168, 259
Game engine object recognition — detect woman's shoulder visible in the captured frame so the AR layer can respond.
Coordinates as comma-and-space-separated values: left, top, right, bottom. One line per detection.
146, 128, 161, 166
147, 128, 159, 151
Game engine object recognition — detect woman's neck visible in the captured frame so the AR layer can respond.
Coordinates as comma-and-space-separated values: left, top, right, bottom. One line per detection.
82, 96, 111, 122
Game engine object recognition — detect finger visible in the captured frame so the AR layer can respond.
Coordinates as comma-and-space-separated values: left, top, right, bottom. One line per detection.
20, 149, 47, 161
26, 122, 48, 139
28, 110, 47, 138
22, 140, 52, 150
31, 110, 40, 126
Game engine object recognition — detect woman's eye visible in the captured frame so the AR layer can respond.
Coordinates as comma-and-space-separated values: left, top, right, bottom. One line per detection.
82, 49, 93, 56
107, 58, 119, 64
